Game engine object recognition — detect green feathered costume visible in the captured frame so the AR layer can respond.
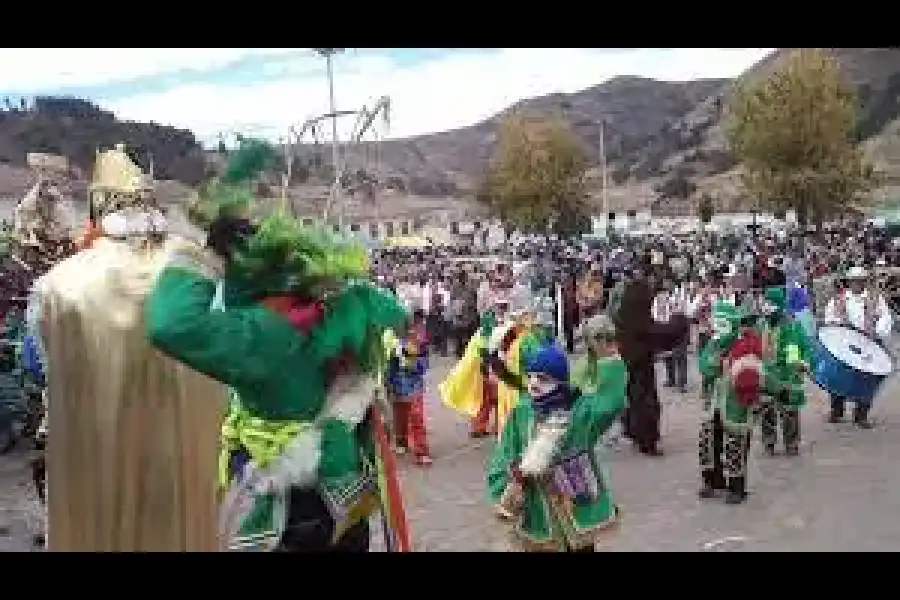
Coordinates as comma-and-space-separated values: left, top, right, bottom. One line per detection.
697, 301, 764, 504
756, 286, 810, 455
145, 137, 409, 551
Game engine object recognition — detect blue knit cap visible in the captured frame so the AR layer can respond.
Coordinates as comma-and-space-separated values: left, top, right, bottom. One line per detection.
524, 343, 569, 383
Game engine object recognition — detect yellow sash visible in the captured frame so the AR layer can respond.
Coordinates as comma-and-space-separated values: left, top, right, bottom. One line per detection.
496, 332, 526, 437
439, 333, 485, 418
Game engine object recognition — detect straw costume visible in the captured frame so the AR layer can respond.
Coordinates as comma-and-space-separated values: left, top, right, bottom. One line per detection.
146, 137, 412, 552
757, 286, 810, 456
8, 178, 86, 540
697, 302, 764, 505
34, 144, 228, 551
487, 342, 625, 552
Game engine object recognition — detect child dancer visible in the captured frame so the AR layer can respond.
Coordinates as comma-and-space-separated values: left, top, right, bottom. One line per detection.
387, 323, 433, 466
487, 339, 626, 552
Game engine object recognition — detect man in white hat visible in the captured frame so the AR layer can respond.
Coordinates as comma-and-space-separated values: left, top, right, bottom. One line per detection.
822, 265, 894, 427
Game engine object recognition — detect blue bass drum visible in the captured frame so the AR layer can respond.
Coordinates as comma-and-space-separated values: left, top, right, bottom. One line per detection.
793, 309, 817, 341
811, 325, 894, 406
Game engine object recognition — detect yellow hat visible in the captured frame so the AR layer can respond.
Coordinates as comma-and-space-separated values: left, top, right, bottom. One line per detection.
90, 144, 152, 213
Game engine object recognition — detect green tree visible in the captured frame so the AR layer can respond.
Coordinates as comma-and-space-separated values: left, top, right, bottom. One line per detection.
698, 193, 715, 224
478, 111, 588, 234
726, 49, 879, 226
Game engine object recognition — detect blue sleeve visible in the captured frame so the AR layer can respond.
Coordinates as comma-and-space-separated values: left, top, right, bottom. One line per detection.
23, 335, 45, 386
413, 356, 428, 378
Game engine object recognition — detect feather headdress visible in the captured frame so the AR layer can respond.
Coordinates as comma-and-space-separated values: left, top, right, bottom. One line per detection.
187, 136, 277, 227
229, 212, 370, 300
187, 136, 370, 301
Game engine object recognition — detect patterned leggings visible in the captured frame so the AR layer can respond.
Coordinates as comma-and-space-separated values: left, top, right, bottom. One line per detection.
759, 403, 800, 451
699, 411, 751, 482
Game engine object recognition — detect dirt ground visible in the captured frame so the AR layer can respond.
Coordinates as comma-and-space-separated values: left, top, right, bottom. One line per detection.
4, 355, 900, 552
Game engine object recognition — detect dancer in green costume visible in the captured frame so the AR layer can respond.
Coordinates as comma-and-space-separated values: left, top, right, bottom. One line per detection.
487, 338, 626, 552
697, 302, 765, 504
757, 286, 810, 456
145, 138, 409, 552
571, 314, 623, 395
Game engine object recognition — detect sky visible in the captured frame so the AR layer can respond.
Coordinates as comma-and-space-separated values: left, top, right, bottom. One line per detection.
0, 48, 774, 145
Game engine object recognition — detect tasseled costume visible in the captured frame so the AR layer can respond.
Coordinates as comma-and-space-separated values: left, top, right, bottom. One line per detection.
758, 286, 810, 453
698, 303, 764, 505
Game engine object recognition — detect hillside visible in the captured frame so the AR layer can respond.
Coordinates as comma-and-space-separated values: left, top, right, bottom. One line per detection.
644, 48, 900, 209
0, 48, 898, 218
0, 96, 209, 185
0, 77, 730, 202
866, 116, 900, 202
337, 75, 730, 196
320, 48, 900, 206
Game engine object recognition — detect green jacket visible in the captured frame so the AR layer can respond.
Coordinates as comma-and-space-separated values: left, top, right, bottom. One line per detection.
486, 357, 626, 551
757, 317, 810, 407
697, 334, 752, 426
145, 266, 407, 542
698, 335, 729, 392
571, 353, 618, 396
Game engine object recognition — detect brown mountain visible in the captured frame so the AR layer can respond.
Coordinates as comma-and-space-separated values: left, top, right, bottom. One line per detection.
333, 75, 730, 196
340, 49, 900, 206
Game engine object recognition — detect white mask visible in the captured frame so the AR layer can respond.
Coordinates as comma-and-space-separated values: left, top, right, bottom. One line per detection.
712, 317, 732, 337
526, 373, 559, 398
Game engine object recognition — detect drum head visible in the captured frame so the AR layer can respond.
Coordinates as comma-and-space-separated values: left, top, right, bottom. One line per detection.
818, 326, 893, 376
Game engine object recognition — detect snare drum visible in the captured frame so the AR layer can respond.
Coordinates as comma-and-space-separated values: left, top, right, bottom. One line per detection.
811, 325, 894, 405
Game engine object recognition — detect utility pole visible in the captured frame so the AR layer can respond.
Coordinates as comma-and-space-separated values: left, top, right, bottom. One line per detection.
280, 132, 293, 216
599, 118, 610, 233
327, 52, 341, 228
313, 48, 345, 230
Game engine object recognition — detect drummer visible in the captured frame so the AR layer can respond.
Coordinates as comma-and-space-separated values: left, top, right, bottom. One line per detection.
822, 265, 894, 427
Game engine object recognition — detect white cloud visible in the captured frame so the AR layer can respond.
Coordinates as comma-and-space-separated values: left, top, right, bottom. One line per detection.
103, 48, 773, 142
0, 48, 305, 91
